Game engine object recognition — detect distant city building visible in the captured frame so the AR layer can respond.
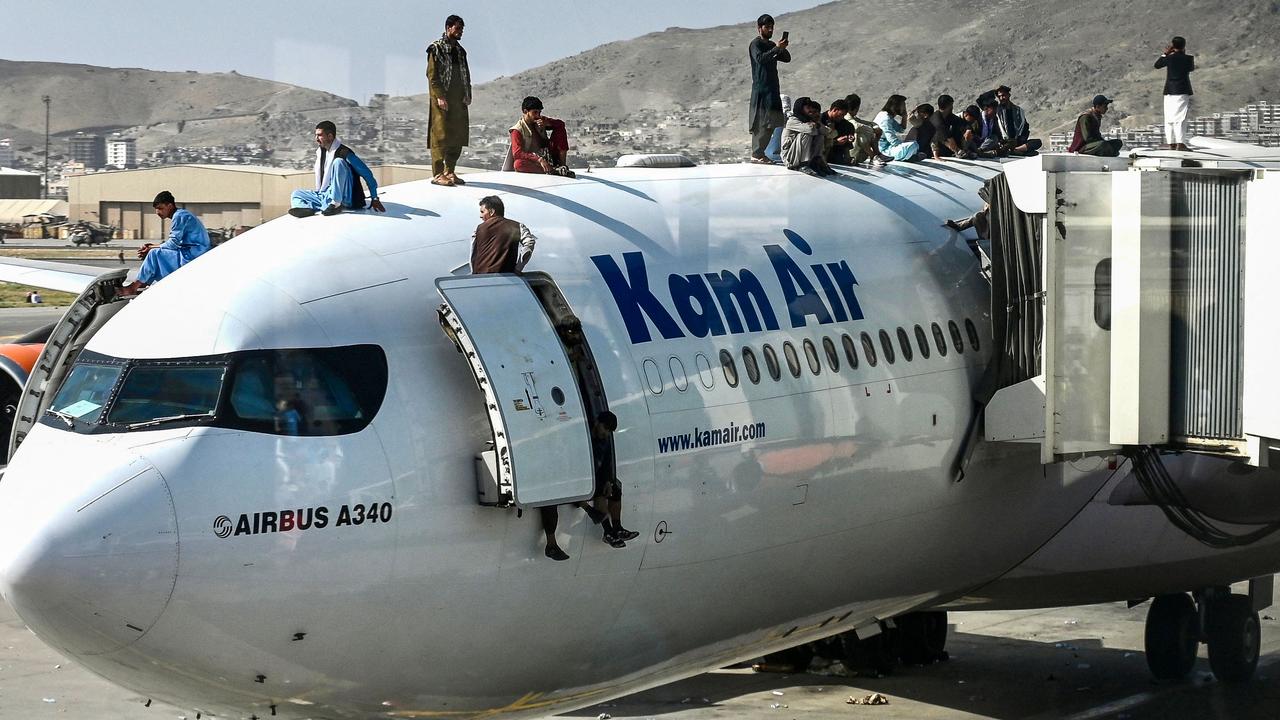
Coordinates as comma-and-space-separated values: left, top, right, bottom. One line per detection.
67, 133, 106, 169
106, 136, 137, 169
0, 138, 14, 168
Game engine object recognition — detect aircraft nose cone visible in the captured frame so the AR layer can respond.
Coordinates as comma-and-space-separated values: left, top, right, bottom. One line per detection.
0, 440, 178, 656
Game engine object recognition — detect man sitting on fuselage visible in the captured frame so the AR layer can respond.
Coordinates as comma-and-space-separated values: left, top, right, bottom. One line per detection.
289, 121, 386, 218
118, 191, 210, 297
509, 96, 575, 177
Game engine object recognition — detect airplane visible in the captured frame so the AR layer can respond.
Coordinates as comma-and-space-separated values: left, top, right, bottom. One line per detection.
0, 152, 1277, 720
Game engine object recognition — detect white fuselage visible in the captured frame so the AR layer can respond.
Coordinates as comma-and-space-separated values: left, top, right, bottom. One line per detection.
1, 161, 1278, 720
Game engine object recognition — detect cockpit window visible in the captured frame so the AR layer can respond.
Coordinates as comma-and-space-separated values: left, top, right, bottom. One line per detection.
41, 344, 387, 436
47, 363, 125, 425
225, 346, 385, 436
107, 365, 225, 426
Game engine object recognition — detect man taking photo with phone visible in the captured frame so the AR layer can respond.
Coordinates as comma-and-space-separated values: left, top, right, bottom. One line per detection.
748, 14, 791, 164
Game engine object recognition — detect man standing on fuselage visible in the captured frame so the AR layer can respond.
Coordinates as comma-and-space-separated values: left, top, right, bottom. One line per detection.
748, 13, 791, 164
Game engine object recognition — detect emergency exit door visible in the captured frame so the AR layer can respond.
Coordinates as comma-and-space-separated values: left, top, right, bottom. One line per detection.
436, 275, 596, 508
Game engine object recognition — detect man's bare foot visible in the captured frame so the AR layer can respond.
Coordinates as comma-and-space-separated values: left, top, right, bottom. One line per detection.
448, 172, 466, 186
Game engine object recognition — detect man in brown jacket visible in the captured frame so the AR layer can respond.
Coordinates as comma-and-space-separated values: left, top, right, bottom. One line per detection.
470, 195, 536, 274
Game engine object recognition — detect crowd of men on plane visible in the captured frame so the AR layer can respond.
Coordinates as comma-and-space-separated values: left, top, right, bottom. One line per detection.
746, 14, 1191, 175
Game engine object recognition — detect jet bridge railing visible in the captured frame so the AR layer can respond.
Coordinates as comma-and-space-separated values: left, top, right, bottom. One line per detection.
981, 153, 1280, 467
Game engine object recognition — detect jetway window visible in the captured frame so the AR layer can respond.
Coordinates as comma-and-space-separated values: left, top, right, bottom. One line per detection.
896, 328, 914, 362
1094, 258, 1112, 331
719, 349, 739, 387
861, 332, 878, 367
762, 344, 782, 381
949, 320, 964, 353
822, 337, 840, 372
879, 330, 896, 364
932, 323, 948, 357
915, 325, 931, 359
803, 339, 821, 375
742, 347, 761, 385
783, 342, 802, 378
965, 318, 981, 352
842, 333, 859, 369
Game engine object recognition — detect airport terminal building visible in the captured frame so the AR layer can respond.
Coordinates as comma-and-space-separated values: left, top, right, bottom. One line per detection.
67, 164, 437, 238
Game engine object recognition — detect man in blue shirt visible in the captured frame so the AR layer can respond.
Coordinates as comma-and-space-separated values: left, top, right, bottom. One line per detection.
289, 121, 386, 218
119, 191, 211, 297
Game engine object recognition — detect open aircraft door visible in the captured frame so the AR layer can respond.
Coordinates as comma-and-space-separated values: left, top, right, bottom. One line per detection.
436, 274, 596, 508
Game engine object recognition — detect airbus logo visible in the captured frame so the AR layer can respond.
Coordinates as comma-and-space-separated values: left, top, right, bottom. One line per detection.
592, 229, 863, 344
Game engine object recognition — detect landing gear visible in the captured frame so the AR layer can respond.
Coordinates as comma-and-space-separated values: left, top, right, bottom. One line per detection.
1206, 594, 1261, 683
840, 626, 897, 677
1144, 593, 1199, 680
895, 611, 949, 665
1142, 588, 1264, 683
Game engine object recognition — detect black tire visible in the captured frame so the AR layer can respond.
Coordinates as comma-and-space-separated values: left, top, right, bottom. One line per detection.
1207, 594, 1260, 683
896, 612, 949, 665
841, 628, 896, 677
1144, 593, 1199, 681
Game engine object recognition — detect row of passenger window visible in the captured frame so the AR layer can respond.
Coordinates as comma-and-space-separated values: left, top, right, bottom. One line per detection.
719, 319, 981, 388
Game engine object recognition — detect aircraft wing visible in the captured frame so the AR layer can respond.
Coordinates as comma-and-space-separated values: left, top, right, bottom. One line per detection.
0, 257, 121, 295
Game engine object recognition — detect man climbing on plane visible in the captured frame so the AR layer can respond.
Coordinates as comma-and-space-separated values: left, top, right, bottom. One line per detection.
289, 121, 386, 218
118, 190, 210, 297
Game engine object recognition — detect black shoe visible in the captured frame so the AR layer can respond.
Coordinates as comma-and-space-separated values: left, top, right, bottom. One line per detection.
616, 527, 640, 542
554, 166, 576, 178
288, 207, 316, 218
545, 544, 569, 561
603, 531, 627, 549
321, 203, 344, 216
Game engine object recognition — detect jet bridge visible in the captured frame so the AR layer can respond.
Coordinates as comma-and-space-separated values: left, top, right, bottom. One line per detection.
982, 150, 1280, 467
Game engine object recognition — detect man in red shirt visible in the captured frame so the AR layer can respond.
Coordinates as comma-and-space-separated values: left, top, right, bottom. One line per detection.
509, 96, 575, 177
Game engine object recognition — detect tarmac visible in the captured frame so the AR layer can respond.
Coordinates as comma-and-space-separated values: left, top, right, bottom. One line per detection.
2, 592, 1279, 719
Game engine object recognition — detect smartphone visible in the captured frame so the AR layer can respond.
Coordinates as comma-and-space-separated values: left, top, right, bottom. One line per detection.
781, 31, 789, 42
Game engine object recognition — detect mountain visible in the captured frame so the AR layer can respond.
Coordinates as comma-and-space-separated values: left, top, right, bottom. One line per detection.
456, 0, 1280, 156
0, 59, 355, 136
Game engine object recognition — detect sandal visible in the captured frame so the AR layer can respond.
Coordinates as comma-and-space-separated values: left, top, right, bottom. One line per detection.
431, 175, 455, 186
448, 173, 466, 186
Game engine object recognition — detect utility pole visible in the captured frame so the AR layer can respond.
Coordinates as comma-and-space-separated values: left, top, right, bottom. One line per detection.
42, 95, 51, 199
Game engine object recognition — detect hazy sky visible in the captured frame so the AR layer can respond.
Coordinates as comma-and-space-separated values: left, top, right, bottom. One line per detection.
2, 0, 828, 102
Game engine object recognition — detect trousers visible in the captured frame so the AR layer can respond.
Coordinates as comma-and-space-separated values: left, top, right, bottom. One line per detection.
433, 146, 463, 177
291, 160, 354, 210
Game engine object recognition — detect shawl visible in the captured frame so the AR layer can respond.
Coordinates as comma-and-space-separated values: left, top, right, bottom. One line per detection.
426, 35, 472, 104
314, 137, 343, 191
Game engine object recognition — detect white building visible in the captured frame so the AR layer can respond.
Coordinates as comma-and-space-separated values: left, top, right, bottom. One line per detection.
106, 137, 137, 169
0, 138, 14, 168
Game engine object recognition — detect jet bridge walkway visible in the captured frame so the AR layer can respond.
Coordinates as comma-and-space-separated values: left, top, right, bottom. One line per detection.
980, 147, 1280, 467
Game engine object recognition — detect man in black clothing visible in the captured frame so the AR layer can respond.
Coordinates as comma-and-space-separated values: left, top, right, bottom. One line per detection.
748, 14, 791, 163
930, 95, 968, 159
1156, 36, 1195, 150
906, 103, 935, 160
994, 85, 1043, 156
823, 99, 859, 165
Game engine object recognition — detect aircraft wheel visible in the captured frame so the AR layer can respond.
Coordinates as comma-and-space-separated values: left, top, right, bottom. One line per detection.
1144, 593, 1199, 681
841, 627, 896, 677
1207, 594, 1260, 683
896, 611, 949, 665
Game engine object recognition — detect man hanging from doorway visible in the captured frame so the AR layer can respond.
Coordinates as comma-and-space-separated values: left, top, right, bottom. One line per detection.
118, 190, 211, 297
289, 121, 385, 218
